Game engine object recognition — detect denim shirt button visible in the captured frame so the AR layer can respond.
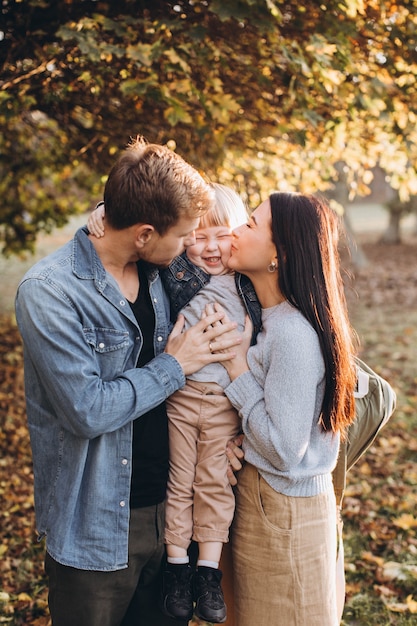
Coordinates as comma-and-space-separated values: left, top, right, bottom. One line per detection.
121, 459, 128, 466
153, 297, 158, 303
120, 500, 126, 507
176, 271, 185, 279
98, 342, 105, 349
157, 336, 163, 342
120, 300, 126, 306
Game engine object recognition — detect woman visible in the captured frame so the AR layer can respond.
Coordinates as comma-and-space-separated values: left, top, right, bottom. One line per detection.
214, 192, 357, 626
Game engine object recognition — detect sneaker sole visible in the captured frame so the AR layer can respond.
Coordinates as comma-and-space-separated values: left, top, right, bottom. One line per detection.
194, 607, 227, 624
159, 598, 194, 622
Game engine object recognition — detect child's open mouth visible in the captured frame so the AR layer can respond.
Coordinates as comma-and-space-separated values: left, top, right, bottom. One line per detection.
203, 256, 222, 265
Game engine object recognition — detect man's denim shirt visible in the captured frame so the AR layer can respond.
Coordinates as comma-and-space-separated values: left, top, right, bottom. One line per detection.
161, 252, 262, 343
15, 227, 185, 571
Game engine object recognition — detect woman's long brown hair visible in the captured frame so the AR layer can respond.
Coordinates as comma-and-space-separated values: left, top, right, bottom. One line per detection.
269, 192, 357, 437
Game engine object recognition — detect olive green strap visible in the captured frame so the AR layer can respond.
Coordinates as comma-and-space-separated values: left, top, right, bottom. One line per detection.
333, 439, 347, 507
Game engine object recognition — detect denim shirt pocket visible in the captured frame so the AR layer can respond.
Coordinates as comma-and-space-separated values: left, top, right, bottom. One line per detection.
83, 327, 131, 379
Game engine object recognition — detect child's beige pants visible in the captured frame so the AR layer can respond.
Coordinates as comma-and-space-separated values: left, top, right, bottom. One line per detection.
165, 380, 240, 549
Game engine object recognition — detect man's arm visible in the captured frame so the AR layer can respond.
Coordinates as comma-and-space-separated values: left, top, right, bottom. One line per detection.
16, 281, 240, 440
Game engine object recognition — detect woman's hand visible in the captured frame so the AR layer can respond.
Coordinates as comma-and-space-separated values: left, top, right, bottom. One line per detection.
87, 203, 105, 238
204, 302, 252, 381
226, 434, 245, 486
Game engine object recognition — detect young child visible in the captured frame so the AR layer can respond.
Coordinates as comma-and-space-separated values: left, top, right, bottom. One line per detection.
87, 184, 257, 625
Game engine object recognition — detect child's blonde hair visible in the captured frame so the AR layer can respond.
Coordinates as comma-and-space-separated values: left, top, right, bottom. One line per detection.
198, 183, 248, 230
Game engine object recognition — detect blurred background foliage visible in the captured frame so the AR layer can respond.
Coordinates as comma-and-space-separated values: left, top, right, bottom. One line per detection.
1, 0, 417, 255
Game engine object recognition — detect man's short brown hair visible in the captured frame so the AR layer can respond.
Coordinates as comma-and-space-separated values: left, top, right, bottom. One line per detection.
104, 136, 214, 233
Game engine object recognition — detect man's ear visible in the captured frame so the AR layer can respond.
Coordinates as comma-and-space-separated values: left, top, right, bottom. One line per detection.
135, 224, 155, 247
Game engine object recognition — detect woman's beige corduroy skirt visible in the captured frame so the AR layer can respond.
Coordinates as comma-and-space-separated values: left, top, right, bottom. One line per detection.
230, 462, 338, 626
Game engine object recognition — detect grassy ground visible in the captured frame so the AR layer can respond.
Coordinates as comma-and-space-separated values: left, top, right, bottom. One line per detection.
1, 227, 416, 625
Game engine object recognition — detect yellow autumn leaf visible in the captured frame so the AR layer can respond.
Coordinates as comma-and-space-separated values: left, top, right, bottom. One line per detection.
361, 551, 385, 566
393, 513, 417, 530
406, 595, 417, 613
386, 600, 409, 613
17, 592, 32, 602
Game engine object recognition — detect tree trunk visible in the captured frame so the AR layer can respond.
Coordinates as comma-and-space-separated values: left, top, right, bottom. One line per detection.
380, 209, 403, 244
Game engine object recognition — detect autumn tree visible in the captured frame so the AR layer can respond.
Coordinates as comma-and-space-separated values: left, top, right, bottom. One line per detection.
1, 0, 416, 254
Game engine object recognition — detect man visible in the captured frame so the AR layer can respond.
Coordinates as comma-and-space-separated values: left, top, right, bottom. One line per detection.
15, 137, 240, 626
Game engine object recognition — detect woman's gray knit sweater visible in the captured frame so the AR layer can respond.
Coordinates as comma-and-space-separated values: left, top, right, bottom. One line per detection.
224, 300, 340, 497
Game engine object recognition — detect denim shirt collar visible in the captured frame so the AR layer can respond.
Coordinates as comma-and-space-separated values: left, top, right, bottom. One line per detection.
73, 226, 161, 292
72, 227, 107, 284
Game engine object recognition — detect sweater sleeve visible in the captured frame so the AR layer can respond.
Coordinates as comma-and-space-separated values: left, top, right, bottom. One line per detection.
224, 312, 325, 472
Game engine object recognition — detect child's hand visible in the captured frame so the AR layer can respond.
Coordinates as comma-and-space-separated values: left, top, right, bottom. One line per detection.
87, 202, 105, 238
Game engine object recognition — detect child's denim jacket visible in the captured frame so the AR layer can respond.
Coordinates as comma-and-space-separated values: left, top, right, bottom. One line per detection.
161, 252, 262, 344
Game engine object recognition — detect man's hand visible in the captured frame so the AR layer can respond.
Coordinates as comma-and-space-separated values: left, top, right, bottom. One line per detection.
165, 310, 241, 376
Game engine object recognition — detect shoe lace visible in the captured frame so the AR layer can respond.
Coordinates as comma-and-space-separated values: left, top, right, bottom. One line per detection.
168, 567, 192, 599
195, 570, 224, 607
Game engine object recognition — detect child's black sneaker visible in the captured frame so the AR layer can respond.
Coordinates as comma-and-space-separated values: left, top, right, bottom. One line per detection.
193, 565, 227, 624
160, 562, 194, 621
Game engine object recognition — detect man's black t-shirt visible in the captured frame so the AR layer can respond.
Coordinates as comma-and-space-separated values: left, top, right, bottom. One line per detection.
129, 263, 169, 508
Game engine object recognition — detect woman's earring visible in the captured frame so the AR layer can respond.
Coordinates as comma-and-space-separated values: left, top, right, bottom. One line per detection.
267, 261, 277, 273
